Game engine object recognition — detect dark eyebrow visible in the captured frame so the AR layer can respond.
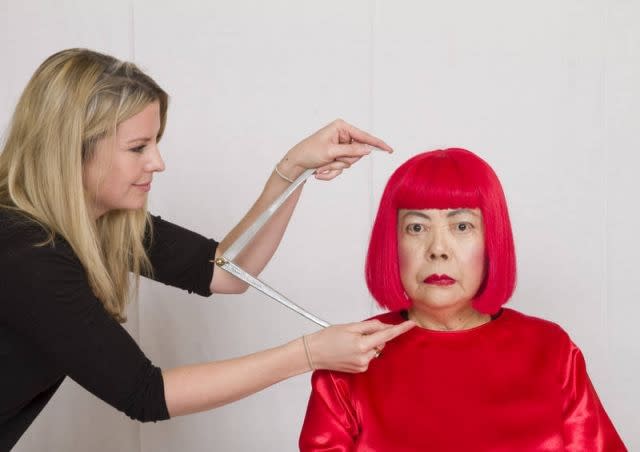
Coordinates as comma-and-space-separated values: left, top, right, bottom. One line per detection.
401, 209, 479, 221
401, 211, 431, 220
447, 209, 479, 218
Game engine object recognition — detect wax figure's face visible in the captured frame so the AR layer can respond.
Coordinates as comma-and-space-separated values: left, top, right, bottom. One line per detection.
397, 208, 485, 310
83, 101, 165, 218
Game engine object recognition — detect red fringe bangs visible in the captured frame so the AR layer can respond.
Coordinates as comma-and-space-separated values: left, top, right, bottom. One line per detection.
391, 150, 483, 211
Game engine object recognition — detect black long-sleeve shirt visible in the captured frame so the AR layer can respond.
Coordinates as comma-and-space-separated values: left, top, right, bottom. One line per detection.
0, 209, 218, 450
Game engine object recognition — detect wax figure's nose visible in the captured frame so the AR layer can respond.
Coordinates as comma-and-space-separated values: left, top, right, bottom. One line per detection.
426, 229, 450, 261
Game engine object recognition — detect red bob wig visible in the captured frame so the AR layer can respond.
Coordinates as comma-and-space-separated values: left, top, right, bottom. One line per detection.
365, 148, 516, 315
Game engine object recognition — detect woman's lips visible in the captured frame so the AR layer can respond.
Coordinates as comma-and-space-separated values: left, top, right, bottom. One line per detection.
133, 182, 151, 192
424, 274, 455, 286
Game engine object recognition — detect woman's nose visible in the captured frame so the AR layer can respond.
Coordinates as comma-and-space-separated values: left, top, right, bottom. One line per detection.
146, 145, 165, 172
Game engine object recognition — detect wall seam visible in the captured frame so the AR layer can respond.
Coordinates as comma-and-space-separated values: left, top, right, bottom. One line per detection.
367, 0, 378, 316
602, 0, 610, 383
129, 2, 144, 451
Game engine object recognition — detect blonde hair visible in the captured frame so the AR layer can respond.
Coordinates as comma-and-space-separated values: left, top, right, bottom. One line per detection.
0, 48, 169, 322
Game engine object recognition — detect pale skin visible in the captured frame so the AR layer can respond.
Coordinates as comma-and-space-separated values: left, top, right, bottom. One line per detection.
84, 102, 415, 417
397, 208, 490, 331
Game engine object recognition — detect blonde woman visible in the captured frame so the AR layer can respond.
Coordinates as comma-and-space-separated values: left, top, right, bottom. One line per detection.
0, 48, 414, 449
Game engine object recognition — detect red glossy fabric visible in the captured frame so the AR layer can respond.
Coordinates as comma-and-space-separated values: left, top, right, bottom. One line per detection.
300, 309, 626, 451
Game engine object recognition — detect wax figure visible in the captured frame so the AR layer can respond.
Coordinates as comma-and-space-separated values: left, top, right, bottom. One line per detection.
299, 149, 627, 451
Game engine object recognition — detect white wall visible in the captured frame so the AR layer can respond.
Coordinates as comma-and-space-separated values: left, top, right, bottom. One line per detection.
3, 1, 638, 450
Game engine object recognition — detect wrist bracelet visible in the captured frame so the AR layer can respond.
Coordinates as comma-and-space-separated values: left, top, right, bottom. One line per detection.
302, 335, 315, 371
274, 164, 295, 183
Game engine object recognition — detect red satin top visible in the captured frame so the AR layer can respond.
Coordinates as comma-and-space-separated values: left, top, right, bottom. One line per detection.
300, 309, 626, 451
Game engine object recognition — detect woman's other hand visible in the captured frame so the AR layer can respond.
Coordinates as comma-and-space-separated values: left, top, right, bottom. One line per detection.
305, 319, 415, 373
279, 119, 393, 181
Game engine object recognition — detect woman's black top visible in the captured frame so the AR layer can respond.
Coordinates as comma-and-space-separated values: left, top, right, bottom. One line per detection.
0, 209, 218, 450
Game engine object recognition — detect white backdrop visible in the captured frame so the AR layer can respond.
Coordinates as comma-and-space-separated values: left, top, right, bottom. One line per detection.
2, 0, 638, 450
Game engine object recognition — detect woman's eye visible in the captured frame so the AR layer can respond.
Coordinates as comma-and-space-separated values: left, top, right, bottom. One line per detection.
129, 145, 145, 153
406, 224, 424, 233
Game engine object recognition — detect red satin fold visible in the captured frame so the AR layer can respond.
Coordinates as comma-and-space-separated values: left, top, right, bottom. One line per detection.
299, 309, 626, 451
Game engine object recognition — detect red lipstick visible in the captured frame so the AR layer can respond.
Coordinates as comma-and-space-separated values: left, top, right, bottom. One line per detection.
424, 274, 455, 286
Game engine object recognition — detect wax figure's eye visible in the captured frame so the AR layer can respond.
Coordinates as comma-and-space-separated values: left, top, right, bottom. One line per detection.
406, 223, 425, 234
455, 222, 473, 232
